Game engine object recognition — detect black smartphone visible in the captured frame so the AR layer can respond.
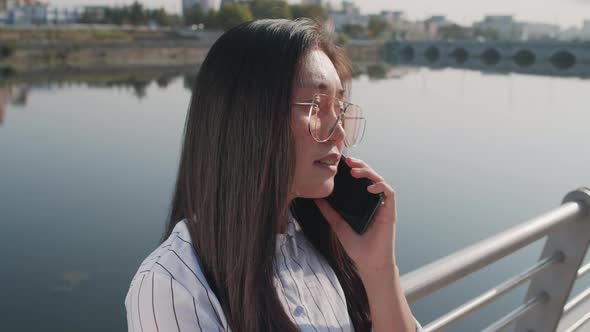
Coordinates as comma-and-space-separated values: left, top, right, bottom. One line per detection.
324, 157, 384, 234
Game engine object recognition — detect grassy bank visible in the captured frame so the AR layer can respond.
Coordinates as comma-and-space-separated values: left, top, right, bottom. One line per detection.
0, 28, 134, 42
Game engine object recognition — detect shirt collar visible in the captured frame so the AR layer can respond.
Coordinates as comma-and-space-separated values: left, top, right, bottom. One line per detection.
286, 210, 299, 256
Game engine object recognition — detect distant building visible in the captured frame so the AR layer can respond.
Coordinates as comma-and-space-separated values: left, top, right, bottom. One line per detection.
0, 0, 37, 11
0, 0, 83, 25
0, 1, 49, 25
327, 0, 368, 33
378, 11, 418, 40
426, 15, 450, 25
81, 6, 106, 22
520, 22, 560, 40
559, 20, 590, 41
380, 10, 405, 24
46, 6, 81, 24
331, 13, 368, 32
581, 20, 590, 40
424, 15, 455, 39
473, 15, 522, 40
341, 0, 360, 15
329, 1, 368, 33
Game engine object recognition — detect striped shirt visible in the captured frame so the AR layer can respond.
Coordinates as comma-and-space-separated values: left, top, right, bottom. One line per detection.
125, 214, 424, 332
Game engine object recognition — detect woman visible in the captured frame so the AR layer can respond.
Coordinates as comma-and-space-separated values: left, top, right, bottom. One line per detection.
126, 19, 423, 332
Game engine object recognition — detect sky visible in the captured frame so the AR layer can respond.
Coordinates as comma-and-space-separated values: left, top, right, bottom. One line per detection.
46, 0, 590, 28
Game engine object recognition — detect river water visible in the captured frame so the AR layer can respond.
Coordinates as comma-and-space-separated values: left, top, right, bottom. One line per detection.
1, 62, 589, 331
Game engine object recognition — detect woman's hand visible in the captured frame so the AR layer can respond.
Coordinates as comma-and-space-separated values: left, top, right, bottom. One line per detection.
314, 156, 398, 275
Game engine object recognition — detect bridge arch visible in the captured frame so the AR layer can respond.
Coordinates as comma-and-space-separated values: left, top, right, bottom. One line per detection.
424, 46, 440, 63
513, 50, 536, 67
449, 48, 468, 64
481, 48, 501, 65
401, 46, 415, 62
550, 50, 576, 70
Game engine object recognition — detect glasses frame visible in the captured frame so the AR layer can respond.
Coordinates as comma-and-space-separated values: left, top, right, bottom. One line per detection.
293, 93, 366, 147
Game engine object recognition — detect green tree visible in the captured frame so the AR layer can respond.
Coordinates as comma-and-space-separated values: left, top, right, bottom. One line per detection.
129, 1, 146, 25
0, 44, 14, 58
105, 7, 125, 25
366, 64, 386, 80
473, 27, 499, 40
336, 33, 348, 45
152, 8, 170, 26
368, 15, 388, 38
217, 4, 253, 31
251, 0, 291, 20
289, 4, 326, 22
343, 24, 368, 38
184, 4, 204, 25
438, 24, 468, 40
204, 9, 219, 29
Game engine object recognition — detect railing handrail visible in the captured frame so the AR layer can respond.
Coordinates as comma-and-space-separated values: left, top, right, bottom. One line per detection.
401, 200, 586, 303
423, 253, 562, 331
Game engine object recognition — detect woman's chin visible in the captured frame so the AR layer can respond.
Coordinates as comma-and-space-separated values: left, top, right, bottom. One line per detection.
303, 181, 335, 199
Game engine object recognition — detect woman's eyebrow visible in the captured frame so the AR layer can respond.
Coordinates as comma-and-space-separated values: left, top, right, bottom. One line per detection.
299, 81, 346, 97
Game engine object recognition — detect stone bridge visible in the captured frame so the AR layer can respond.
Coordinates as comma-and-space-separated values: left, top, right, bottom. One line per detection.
385, 40, 590, 78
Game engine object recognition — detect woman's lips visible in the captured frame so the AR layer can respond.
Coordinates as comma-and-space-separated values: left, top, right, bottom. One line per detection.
313, 153, 340, 173
314, 153, 340, 164
314, 161, 338, 172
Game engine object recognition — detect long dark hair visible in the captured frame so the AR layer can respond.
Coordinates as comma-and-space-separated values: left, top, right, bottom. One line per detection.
165, 19, 371, 332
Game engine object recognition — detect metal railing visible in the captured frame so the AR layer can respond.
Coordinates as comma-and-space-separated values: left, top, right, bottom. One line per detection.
400, 187, 590, 332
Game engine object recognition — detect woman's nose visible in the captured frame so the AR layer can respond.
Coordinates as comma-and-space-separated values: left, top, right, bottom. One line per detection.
328, 117, 346, 145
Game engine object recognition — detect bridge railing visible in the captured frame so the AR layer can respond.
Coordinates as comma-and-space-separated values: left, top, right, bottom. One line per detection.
401, 187, 590, 331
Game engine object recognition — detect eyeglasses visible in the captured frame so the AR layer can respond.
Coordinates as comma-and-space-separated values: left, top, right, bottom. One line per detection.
293, 93, 366, 147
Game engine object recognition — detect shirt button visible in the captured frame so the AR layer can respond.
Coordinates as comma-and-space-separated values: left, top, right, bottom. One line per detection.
293, 306, 304, 317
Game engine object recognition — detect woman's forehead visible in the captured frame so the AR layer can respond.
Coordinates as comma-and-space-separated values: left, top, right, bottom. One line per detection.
296, 49, 342, 91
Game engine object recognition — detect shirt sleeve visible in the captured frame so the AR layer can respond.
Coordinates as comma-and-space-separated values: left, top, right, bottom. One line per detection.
125, 271, 226, 332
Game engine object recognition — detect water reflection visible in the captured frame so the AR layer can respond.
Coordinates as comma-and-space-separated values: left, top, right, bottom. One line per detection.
1, 55, 589, 120
0, 63, 409, 116
53, 271, 91, 292
0, 84, 28, 125
0, 65, 198, 101
388, 48, 590, 79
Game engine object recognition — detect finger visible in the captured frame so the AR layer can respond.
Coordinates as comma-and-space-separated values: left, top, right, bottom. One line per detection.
350, 167, 384, 183
367, 181, 395, 197
314, 199, 355, 237
367, 182, 397, 208
345, 156, 368, 168
368, 182, 398, 224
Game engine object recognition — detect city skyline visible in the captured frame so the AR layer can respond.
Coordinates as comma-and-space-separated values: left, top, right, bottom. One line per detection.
40, 0, 590, 28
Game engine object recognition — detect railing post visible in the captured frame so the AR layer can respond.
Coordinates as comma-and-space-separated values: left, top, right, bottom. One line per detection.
514, 187, 590, 332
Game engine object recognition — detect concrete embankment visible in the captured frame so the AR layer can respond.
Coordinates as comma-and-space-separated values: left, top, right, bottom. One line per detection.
0, 28, 220, 71
0, 29, 383, 83
9, 40, 211, 70
0, 28, 386, 78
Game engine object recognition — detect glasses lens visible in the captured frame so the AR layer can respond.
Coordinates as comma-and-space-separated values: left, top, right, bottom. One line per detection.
342, 105, 365, 147
309, 104, 324, 141
309, 95, 339, 142
309, 95, 365, 146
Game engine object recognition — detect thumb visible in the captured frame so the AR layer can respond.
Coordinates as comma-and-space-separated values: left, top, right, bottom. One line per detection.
314, 199, 354, 238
